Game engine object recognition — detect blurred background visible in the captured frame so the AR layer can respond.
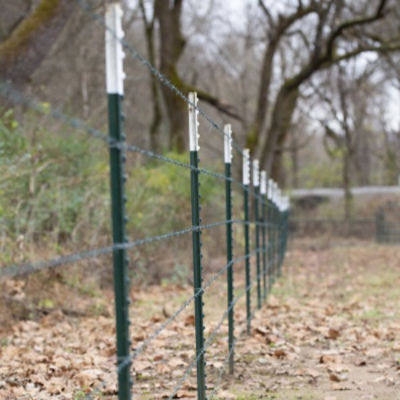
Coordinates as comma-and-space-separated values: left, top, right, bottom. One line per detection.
1, 0, 400, 277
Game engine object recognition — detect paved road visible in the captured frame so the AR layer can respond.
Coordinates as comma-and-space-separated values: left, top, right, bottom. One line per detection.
291, 186, 400, 198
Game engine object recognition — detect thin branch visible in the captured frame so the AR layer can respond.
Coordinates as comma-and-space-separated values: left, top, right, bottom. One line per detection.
325, 0, 388, 59
258, 0, 275, 28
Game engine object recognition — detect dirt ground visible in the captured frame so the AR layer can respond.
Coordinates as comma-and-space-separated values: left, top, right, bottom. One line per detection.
1, 239, 400, 399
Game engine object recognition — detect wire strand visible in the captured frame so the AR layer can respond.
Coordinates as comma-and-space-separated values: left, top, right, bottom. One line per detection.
76, 0, 246, 157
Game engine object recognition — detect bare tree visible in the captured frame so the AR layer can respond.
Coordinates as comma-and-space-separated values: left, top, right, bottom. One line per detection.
247, 0, 400, 181
152, 0, 241, 152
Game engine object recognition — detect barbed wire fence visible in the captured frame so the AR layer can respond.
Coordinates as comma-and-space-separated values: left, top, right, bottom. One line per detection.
0, 1, 291, 399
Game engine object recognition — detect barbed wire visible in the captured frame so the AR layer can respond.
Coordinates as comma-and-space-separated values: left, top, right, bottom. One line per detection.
0, 81, 266, 202
122, 248, 263, 364
1, 3, 289, 395
165, 267, 267, 399
207, 341, 236, 400
76, 0, 247, 158
0, 82, 112, 145
0, 245, 115, 279
0, 220, 251, 279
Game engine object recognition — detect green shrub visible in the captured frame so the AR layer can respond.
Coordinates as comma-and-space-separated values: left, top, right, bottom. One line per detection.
0, 109, 109, 263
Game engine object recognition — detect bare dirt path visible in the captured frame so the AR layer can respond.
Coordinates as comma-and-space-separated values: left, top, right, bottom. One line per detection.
1, 241, 400, 399
229, 241, 400, 400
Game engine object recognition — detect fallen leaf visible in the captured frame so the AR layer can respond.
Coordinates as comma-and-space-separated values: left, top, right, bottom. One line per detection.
273, 349, 286, 359
328, 328, 340, 340
329, 373, 341, 382
184, 315, 195, 326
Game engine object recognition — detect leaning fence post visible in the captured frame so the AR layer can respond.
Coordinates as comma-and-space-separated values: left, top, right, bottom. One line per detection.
105, 4, 131, 399
188, 92, 206, 400
253, 160, 261, 309
242, 149, 251, 334
224, 124, 235, 374
260, 171, 267, 302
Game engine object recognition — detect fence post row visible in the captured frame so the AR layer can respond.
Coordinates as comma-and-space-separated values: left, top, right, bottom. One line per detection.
242, 149, 251, 334
277, 187, 283, 278
105, 4, 132, 400
224, 124, 235, 374
103, 3, 291, 395
188, 92, 207, 400
260, 171, 267, 303
272, 181, 278, 282
267, 179, 273, 291
252, 160, 262, 310
376, 209, 384, 243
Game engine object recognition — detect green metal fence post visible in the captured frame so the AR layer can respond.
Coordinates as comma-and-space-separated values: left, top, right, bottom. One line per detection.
272, 182, 278, 282
276, 185, 283, 278
281, 197, 290, 268
188, 92, 206, 400
105, 4, 131, 399
224, 124, 235, 374
253, 160, 261, 309
376, 210, 383, 243
242, 149, 251, 335
277, 189, 283, 278
267, 179, 273, 291
268, 180, 275, 285
283, 206, 289, 261
260, 171, 267, 302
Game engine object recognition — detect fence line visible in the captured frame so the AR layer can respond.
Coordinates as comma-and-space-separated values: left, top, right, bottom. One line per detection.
0, 2, 291, 399
76, 0, 247, 158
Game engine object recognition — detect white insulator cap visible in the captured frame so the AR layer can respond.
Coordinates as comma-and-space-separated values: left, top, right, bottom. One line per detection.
243, 149, 250, 185
285, 196, 291, 211
281, 196, 287, 211
278, 193, 283, 211
224, 124, 232, 164
267, 179, 273, 200
188, 92, 200, 151
105, 3, 125, 95
253, 160, 260, 187
260, 171, 267, 195
272, 182, 278, 204
275, 184, 280, 205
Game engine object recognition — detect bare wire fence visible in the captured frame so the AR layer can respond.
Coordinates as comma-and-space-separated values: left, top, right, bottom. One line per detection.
0, 2, 291, 399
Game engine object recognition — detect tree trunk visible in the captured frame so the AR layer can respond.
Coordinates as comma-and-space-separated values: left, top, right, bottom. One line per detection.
246, 38, 278, 153
259, 85, 299, 178
160, 77, 186, 151
0, 0, 76, 87
154, 0, 186, 152
139, 0, 162, 153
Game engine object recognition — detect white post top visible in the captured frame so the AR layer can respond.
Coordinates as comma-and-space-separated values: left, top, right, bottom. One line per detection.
105, 3, 125, 95
282, 196, 289, 211
253, 160, 260, 187
188, 92, 200, 151
260, 171, 267, 195
285, 196, 291, 211
224, 124, 232, 164
272, 182, 278, 204
243, 149, 250, 185
275, 184, 280, 205
267, 178, 273, 200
